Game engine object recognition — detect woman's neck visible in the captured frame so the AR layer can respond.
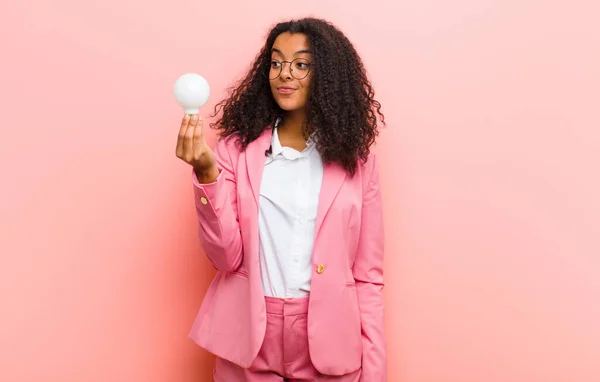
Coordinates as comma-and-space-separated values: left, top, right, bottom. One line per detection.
278, 109, 308, 139
277, 109, 309, 150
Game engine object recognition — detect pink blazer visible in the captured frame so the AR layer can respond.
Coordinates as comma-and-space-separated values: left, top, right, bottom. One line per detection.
188, 128, 386, 381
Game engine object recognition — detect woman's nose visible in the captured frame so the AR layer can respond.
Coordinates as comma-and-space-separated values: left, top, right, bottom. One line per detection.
280, 62, 293, 79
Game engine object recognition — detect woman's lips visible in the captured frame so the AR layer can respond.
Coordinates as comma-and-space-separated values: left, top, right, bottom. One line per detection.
278, 87, 296, 94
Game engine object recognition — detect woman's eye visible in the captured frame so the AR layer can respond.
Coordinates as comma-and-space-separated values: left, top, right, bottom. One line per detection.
296, 62, 310, 69
271, 61, 281, 68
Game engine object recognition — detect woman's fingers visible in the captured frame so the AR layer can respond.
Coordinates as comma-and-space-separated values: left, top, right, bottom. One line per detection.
176, 114, 190, 158
193, 115, 205, 159
182, 114, 198, 161
176, 113, 210, 168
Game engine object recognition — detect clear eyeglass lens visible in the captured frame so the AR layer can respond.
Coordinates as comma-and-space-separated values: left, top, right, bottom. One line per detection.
269, 58, 310, 80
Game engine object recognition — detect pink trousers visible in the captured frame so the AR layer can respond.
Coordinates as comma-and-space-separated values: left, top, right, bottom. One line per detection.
213, 296, 362, 381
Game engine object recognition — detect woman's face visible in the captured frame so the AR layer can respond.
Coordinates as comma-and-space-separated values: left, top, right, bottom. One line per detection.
269, 32, 313, 113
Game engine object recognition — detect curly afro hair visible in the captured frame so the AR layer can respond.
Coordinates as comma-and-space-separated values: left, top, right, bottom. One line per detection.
210, 17, 385, 177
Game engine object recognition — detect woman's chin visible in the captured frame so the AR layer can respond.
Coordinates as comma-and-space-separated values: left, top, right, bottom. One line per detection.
277, 101, 304, 112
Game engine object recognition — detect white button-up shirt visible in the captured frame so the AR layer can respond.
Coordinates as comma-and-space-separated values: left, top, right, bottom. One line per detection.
258, 126, 324, 298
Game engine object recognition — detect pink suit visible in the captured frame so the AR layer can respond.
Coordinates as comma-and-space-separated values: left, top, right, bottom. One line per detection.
188, 128, 386, 381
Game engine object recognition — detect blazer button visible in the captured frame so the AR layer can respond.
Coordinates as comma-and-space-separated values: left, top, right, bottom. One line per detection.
316, 264, 325, 274
200, 196, 208, 205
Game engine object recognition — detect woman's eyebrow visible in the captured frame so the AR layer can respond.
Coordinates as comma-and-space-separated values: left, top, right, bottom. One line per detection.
271, 48, 313, 56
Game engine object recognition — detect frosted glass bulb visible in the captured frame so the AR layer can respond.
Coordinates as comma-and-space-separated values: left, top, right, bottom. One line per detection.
173, 73, 210, 115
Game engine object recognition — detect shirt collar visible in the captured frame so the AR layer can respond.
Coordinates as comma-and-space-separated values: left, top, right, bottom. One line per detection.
270, 120, 284, 158
267, 120, 316, 163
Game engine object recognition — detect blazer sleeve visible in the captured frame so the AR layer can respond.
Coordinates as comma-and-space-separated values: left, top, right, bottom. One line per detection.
353, 154, 387, 382
191, 137, 243, 272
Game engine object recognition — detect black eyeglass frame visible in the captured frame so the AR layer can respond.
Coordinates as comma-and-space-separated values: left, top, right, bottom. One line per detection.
266, 58, 312, 80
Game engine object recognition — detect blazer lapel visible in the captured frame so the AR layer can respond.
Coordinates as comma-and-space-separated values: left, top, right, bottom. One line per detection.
246, 128, 273, 206
315, 162, 347, 238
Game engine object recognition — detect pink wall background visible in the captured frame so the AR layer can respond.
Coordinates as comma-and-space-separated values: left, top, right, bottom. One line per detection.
1, 0, 599, 381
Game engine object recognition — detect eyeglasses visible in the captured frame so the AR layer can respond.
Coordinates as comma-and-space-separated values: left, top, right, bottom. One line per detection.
267, 58, 312, 80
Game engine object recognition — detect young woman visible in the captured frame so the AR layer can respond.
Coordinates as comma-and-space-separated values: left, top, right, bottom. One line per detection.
176, 17, 386, 382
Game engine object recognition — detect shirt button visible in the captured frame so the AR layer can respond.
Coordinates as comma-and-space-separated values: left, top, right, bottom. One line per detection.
200, 197, 208, 205
294, 257, 299, 263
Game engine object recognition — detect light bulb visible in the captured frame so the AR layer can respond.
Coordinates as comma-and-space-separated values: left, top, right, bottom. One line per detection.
173, 73, 210, 115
